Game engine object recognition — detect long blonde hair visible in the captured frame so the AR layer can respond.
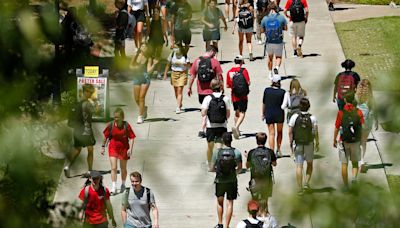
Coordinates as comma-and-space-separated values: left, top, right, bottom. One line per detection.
289, 79, 307, 96
355, 79, 373, 105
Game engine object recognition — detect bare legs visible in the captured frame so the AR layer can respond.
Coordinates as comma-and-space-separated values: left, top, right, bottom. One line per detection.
216, 197, 234, 228
174, 86, 184, 109
134, 21, 144, 49
133, 84, 150, 116
267, 123, 283, 152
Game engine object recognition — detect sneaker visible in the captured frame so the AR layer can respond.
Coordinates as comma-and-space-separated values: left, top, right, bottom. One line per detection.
143, 106, 148, 119
275, 151, 282, 158
249, 53, 254, 61
198, 131, 206, 138
293, 50, 298, 57
297, 47, 303, 58
110, 185, 116, 194
273, 67, 279, 75
137, 116, 144, 124
276, 150, 283, 158
214, 224, 223, 228
257, 40, 263, 45
303, 184, 311, 192
360, 163, 367, 173
328, 2, 335, 11
232, 127, 240, 140
63, 166, 70, 178
175, 107, 184, 114
120, 184, 126, 193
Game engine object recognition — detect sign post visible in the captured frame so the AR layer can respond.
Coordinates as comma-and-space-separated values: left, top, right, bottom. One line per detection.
76, 66, 110, 121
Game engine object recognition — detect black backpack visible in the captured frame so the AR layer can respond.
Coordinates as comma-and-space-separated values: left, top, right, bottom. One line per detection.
232, 68, 249, 97
207, 95, 227, 123
341, 109, 361, 143
289, 0, 305, 23
216, 148, 237, 177
250, 147, 273, 179
238, 7, 253, 29
197, 56, 215, 83
67, 101, 84, 130
256, 0, 269, 10
243, 219, 264, 228
293, 113, 313, 145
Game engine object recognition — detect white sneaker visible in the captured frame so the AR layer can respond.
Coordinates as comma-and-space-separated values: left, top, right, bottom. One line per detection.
258, 40, 263, 45
63, 166, 70, 178
110, 185, 116, 194
175, 107, 184, 114
137, 116, 144, 124
143, 106, 148, 119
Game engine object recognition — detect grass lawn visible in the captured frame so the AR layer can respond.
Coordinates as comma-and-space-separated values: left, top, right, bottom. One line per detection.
335, 16, 400, 91
387, 175, 400, 209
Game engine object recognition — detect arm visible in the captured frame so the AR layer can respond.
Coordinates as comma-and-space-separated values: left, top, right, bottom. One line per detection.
333, 127, 339, 148
304, 7, 309, 23
163, 62, 170, 80
105, 200, 117, 227
101, 137, 108, 155
236, 161, 243, 174
128, 138, 134, 157
314, 125, 319, 152
221, 15, 228, 31
201, 108, 207, 117
147, 58, 159, 74
151, 204, 159, 228
262, 103, 265, 120
121, 206, 127, 225
289, 126, 294, 153
333, 77, 338, 102
281, 92, 290, 110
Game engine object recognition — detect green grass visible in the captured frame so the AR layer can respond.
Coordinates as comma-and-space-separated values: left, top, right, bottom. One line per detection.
335, 16, 400, 91
339, 0, 400, 5
36, 154, 64, 200
387, 175, 400, 209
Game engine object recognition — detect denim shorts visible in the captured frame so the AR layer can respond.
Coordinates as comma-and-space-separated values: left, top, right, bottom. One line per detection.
133, 73, 151, 85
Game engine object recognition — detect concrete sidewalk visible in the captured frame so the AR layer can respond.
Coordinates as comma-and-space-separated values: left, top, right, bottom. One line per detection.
53, 0, 394, 227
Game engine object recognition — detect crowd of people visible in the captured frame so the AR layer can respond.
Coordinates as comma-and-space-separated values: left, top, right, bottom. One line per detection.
63, 0, 379, 227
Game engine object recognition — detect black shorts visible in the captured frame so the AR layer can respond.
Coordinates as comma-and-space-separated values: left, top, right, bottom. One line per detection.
73, 133, 96, 148
206, 127, 227, 143
249, 178, 273, 199
198, 94, 208, 105
233, 100, 248, 113
174, 29, 192, 45
203, 29, 221, 42
216, 182, 238, 200
131, 10, 145, 23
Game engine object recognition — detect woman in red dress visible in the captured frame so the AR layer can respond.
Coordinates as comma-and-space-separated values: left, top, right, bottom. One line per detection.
101, 108, 136, 194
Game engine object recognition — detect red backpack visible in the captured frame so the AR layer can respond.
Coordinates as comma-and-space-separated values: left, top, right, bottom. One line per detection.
337, 72, 356, 100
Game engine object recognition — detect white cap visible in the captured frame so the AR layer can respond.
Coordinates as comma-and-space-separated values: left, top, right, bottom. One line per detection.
271, 74, 281, 83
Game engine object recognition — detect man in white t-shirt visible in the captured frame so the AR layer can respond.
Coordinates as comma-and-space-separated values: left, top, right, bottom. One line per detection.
288, 98, 319, 195
201, 78, 231, 169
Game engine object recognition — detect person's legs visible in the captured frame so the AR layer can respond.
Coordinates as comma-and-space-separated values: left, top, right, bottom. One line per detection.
236, 112, 245, 129
212, 41, 219, 50
296, 163, 303, 190
341, 163, 349, 186
360, 129, 370, 164
205, 40, 211, 51
225, 0, 231, 20
245, 32, 253, 54
268, 55, 273, 71
276, 123, 283, 152
352, 161, 359, 179
216, 196, 224, 225
67, 146, 82, 168
226, 199, 234, 227
86, 146, 94, 171
134, 22, 144, 48
139, 84, 150, 116
267, 124, 275, 151
110, 156, 118, 190
238, 32, 244, 55
207, 141, 215, 163
120, 159, 128, 184
176, 86, 184, 109
133, 85, 141, 106
305, 161, 313, 186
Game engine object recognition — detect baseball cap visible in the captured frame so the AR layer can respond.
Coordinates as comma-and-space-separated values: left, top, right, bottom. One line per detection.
271, 74, 281, 83
247, 200, 259, 211
89, 170, 102, 179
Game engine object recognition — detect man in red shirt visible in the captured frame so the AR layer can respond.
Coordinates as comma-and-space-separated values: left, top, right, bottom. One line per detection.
79, 170, 117, 228
333, 93, 364, 191
283, 0, 309, 58
188, 45, 224, 137
226, 55, 250, 139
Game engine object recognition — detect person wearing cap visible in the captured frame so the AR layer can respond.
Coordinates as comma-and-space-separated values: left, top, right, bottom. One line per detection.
64, 83, 97, 178
163, 45, 191, 114
226, 55, 251, 139
333, 59, 360, 110
189, 45, 224, 138
201, 78, 231, 167
262, 74, 289, 158
209, 132, 242, 228
79, 170, 117, 228
236, 200, 278, 228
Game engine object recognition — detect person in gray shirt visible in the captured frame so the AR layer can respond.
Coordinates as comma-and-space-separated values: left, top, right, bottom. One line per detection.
122, 171, 159, 228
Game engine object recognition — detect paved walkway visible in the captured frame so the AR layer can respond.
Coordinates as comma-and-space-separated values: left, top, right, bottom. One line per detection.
53, 0, 394, 227
330, 3, 400, 23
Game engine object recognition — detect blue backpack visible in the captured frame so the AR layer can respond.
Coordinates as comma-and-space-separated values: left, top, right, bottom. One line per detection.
265, 15, 283, 43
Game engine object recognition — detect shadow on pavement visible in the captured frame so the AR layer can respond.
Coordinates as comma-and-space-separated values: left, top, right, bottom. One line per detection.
282, 223, 297, 228
314, 154, 324, 160
306, 186, 336, 194
302, 53, 321, 58
67, 169, 116, 179
182, 108, 201, 113
240, 133, 257, 138
219, 60, 233, 65
144, 118, 178, 123
333, 7, 355, 11
363, 163, 393, 173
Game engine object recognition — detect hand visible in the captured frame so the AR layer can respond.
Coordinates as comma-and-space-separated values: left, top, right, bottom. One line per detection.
208, 24, 215, 29
153, 224, 159, 228
187, 87, 192, 97
224, 26, 228, 31
261, 115, 265, 121
332, 97, 336, 103
333, 139, 337, 148
232, 30, 235, 35
127, 149, 132, 158
163, 73, 168, 80
101, 147, 105, 156
111, 218, 117, 227
153, 59, 160, 65
315, 143, 320, 152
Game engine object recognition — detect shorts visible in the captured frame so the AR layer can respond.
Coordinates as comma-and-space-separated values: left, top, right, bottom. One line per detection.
266, 43, 284, 57
215, 182, 238, 200
238, 26, 254, 34
249, 178, 273, 199
206, 127, 227, 143
339, 142, 361, 164
265, 109, 284, 124
174, 29, 191, 45
289, 21, 306, 38
233, 100, 248, 113
171, 71, 188, 87
133, 73, 151, 85
131, 10, 146, 23
109, 148, 130, 160
294, 143, 314, 164
203, 29, 221, 41
73, 133, 96, 148
198, 94, 208, 105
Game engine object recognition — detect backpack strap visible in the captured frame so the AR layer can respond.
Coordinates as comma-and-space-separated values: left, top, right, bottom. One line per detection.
243, 219, 252, 226
145, 187, 152, 210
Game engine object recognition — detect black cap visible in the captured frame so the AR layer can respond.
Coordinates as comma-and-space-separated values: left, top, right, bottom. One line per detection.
341, 59, 355, 70
89, 170, 102, 178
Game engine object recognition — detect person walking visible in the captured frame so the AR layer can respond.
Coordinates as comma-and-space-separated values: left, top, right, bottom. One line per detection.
288, 98, 319, 195
170, 0, 192, 54
254, 0, 269, 45
122, 171, 160, 228
101, 108, 136, 194
225, 0, 237, 22
245, 132, 276, 217
262, 74, 289, 157
233, 0, 255, 61
201, 0, 228, 51
283, 0, 309, 58
127, 0, 150, 50
226, 55, 250, 139
163, 45, 191, 114
64, 84, 97, 177
79, 170, 117, 228
283, 78, 307, 123
201, 79, 231, 167
189, 45, 224, 138
210, 132, 243, 228
355, 79, 379, 172
261, 2, 287, 77
148, 6, 168, 79
333, 92, 364, 190
130, 42, 160, 124
236, 200, 278, 228
333, 59, 361, 110
114, 0, 129, 60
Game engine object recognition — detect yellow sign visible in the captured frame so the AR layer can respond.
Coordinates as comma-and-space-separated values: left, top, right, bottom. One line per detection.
84, 66, 99, 77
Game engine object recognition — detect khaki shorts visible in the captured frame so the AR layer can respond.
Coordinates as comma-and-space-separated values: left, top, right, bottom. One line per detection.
171, 71, 187, 87
339, 142, 361, 164
289, 21, 306, 38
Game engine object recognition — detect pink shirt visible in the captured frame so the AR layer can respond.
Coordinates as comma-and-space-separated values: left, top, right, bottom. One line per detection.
189, 54, 223, 95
